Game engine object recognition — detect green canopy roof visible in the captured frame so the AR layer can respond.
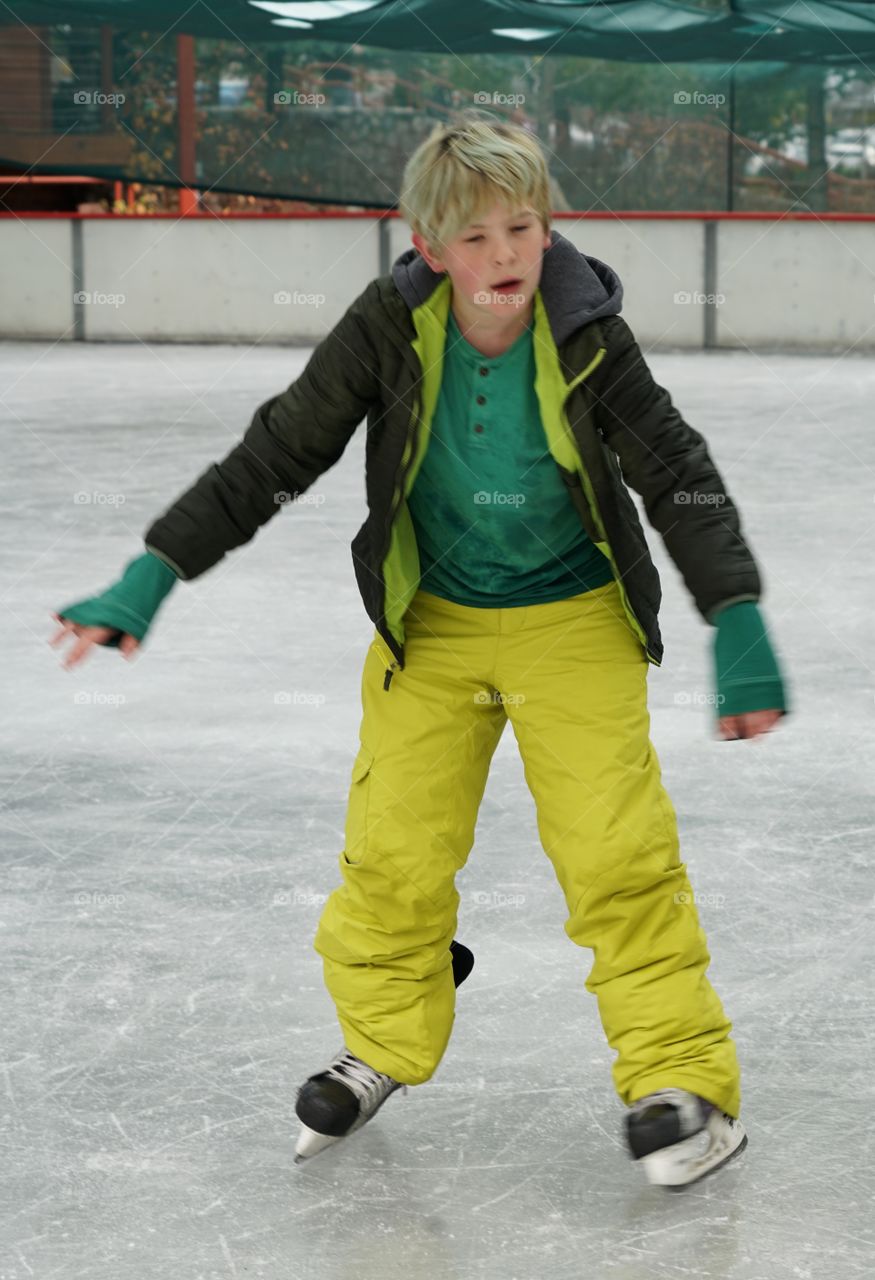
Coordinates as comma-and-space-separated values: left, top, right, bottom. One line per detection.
4, 0, 875, 64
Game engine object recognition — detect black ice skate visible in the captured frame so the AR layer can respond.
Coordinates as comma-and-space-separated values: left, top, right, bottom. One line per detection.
625, 1087, 748, 1189
294, 1046, 406, 1162
449, 939, 474, 987
295, 939, 474, 1163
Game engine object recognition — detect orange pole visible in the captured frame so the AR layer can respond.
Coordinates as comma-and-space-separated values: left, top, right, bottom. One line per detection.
177, 33, 197, 214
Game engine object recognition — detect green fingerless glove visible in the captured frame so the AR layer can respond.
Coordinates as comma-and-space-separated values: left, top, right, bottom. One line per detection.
56, 550, 178, 647
712, 601, 789, 720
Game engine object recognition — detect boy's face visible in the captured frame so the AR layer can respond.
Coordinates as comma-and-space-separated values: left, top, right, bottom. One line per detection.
412, 201, 551, 321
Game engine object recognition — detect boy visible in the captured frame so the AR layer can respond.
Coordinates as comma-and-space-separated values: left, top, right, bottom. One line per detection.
51, 112, 787, 1188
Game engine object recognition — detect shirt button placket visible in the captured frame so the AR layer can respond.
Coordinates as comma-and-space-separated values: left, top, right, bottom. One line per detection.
473, 365, 490, 440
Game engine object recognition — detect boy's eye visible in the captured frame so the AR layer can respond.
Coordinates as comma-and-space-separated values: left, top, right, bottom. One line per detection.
465, 226, 530, 243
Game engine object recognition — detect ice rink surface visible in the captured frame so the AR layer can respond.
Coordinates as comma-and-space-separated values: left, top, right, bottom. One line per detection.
2, 338, 873, 1280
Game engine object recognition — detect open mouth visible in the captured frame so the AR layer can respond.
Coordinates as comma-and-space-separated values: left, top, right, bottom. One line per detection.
492, 278, 522, 289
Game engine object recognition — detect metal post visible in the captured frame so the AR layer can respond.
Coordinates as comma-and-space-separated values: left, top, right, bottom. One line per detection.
805, 66, 828, 212
266, 46, 283, 112
703, 220, 718, 349
378, 212, 391, 276
727, 66, 735, 212
99, 25, 115, 132
72, 219, 86, 341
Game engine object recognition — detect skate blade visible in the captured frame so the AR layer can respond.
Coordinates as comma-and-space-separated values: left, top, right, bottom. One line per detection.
640, 1113, 748, 1189
294, 1083, 409, 1165
294, 1123, 344, 1164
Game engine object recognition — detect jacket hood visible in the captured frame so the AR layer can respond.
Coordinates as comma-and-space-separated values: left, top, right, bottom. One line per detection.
390, 227, 623, 348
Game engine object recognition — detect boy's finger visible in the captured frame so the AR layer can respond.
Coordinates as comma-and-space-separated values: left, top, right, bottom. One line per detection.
62, 636, 93, 670
119, 634, 139, 658
48, 614, 75, 646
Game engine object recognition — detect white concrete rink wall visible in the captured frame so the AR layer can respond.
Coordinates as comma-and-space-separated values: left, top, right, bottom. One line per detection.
1, 218, 76, 339
2, 212, 874, 349
716, 218, 875, 350
78, 215, 381, 343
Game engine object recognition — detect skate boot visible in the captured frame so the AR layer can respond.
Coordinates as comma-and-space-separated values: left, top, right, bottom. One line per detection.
625, 1087, 748, 1189
450, 939, 474, 987
295, 941, 472, 1163
294, 1045, 405, 1162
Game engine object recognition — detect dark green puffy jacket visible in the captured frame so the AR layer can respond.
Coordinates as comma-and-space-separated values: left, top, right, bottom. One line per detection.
143, 229, 763, 678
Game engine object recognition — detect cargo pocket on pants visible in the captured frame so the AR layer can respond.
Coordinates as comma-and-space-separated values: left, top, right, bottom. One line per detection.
343, 744, 375, 867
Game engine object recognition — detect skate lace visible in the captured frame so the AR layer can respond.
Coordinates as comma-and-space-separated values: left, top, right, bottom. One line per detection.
323, 1048, 398, 1107
630, 1088, 708, 1134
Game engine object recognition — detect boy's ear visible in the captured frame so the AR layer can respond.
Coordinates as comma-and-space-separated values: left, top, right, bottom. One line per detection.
412, 231, 445, 275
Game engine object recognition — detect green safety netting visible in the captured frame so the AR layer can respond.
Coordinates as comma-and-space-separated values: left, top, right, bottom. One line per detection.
1, 1, 873, 211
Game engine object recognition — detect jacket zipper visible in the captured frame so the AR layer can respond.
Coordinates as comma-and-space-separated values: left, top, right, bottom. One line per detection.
561, 345, 655, 662
381, 380, 422, 690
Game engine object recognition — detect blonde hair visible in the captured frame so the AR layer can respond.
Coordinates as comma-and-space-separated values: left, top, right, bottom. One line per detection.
398, 110, 552, 254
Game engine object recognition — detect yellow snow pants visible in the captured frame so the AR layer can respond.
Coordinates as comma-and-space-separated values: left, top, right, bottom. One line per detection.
313, 578, 741, 1118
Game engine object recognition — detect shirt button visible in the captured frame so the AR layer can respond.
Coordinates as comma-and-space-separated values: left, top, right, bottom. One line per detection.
476, 394, 486, 405
474, 424, 484, 433
479, 366, 489, 376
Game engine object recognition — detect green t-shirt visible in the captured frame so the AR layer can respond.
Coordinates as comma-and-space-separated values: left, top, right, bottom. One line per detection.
406, 308, 614, 607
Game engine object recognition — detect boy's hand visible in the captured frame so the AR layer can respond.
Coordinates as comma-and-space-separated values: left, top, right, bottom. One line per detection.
48, 612, 140, 670
49, 551, 177, 671
717, 708, 783, 741
711, 602, 788, 741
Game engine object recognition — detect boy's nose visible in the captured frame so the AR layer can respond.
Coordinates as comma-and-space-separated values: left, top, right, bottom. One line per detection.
492, 235, 518, 260
492, 253, 518, 272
